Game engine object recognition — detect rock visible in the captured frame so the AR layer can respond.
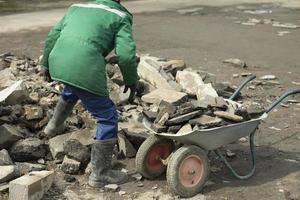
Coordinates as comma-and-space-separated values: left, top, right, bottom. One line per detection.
64, 174, 76, 183
235, 106, 251, 120
9, 171, 54, 200
119, 123, 149, 149
177, 124, 193, 134
211, 97, 228, 109
272, 22, 300, 29
63, 139, 90, 165
196, 83, 218, 101
168, 125, 182, 133
0, 124, 23, 149
223, 58, 247, 68
0, 149, 13, 165
166, 110, 202, 126
0, 183, 9, 193
176, 71, 204, 96
104, 184, 119, 192
69, 129, 95, 147
131, 173, 143, 181
226, 150, 236, 158
177, 7, 204, 15
15, 162, 46, 175
0, 68, 16, 90
118, 132, 137, 158
175, 102, 195, 116
119, 191, 127, 196
61, 156, 80, 174
162, 59, 186, 75
0, 165, 19, 184
150, 124, 168, 133
244, 102, 265, 117
155, 100, 177, 123
214, 111, 244, 122
213, 82, 236, 98
10, 138, 47, 162
23, 105, 44, 120
190, 100, 209, 110
189, 115, 223, 127
48, 132, 72, 160
157, 113, 169, 126
142, 111, 157, 122
85, 162, 92, 175
260, 75, 277, 80
141, 88, 188, 105
138, 58, 173, 90
28, 92, 40, 103
0, 80, 28, 105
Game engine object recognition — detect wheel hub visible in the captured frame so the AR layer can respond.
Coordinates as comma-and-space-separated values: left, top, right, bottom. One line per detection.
146, 144, 170, 172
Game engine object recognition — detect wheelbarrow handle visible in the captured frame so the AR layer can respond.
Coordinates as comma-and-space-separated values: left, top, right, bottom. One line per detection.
266, 88, 300, 113
229, 75, 256, 100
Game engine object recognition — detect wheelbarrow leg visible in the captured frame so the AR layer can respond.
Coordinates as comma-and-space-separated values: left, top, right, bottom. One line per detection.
214, 130, 257, 180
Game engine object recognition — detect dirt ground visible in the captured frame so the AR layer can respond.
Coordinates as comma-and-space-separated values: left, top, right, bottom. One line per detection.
0, 2, 300, 200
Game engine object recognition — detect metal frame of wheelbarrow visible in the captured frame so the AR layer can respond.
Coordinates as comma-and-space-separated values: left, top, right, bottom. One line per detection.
145, 75, 300, 180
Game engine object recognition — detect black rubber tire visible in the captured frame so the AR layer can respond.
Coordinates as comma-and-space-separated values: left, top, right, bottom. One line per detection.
167, 145, 209, 198
135, 135, 174, 179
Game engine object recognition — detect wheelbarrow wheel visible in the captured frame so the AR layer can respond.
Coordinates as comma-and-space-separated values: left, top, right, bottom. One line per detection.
167, 145, 209, 198
136, 135, 174, 179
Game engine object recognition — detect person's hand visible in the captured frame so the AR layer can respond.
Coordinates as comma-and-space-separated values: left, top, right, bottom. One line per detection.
40, 68, 52, 82
106, 55, 118, 65
123, 83, 137, 104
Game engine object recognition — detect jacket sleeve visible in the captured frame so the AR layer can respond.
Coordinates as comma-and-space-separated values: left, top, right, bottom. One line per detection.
115, 17, 138, 85
41, 16, 65, 69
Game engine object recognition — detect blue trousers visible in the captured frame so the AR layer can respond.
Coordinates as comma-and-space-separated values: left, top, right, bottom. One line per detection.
61, 85, 118, 140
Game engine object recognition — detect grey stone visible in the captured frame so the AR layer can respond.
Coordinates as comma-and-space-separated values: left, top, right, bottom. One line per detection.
223, 58, 247, 68
48, 132, 72, 160
175, 102, 195, 116
23, 105, 44, 120
9, 171, 54, 200
15, 162, 46, 175
162, 59, 186, 73
235, 106, 251, 120
138, 57, 173, 90
69, 129, 95, 147
189, 115, 223, 127
151, 124, 168, 133
131, 173, 143, 181
0, 183, 9, 193
118, 132, 136, 158
142, 111, 157, 122
196, 83, 218, 101
61, 156, 80, 175
214, 111, 244, 122
211, 97, 228, 109
10, 138, 47, 162
0, 149, 13, 165
213, 82, 236, 98
0, 165, 19, 184
104, 184, 119, 192
167, 125, 182, 133
0, 68, 16, 90
244, 102, 265, 117
166, 110, 202, 126
64, 139, 90, 165
0, 80, 28, 105
260, 75, 277, 80
177, 124, 193, 134
176, 71, 204, 96
157, 113, 169, 126
190, 100, 209, 110
141, 88, 188, 105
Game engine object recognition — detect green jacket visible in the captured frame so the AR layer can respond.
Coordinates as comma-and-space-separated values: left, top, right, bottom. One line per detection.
42, 0, 138, 96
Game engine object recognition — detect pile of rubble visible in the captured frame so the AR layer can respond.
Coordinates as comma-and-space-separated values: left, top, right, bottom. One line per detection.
0, 52, 265, 198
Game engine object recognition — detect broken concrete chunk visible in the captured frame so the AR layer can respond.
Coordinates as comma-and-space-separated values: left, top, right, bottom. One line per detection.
189, 115, 223, 127
176, 71, 204, 96
166, 110, 202, 126
0, 149, 13, 165
0, 165, 19, 184
196, 83, 218, 101
151, 124, 168, 133
177, 124, 193, 134
138, 58, 173, 90
15, 162, 46, 175
0, 124, 23, 149
223, 58, 247, 68
10, 138, 47, 162
214, 111, 244, 122
23, 105, 44, 120
9, 171, 54, 200
61, 156, 80, 175
118, 132, 137, 158
0, 80, 28, 105
105, 184, 119, 192
0, 68, 16, 90
141, 88, 188, 105
48, 132, 72, 160
63, 139, 90, 165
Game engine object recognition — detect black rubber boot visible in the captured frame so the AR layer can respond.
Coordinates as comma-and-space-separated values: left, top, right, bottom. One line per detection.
44, 97, 76, 137
89, 138, 128, 187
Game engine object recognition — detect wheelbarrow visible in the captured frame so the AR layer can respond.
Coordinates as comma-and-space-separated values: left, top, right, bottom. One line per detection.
135, 75, 300, 197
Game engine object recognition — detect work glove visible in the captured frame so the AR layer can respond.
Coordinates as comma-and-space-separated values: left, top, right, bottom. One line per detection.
123, 83, 137, 104
40, 68, 52, 82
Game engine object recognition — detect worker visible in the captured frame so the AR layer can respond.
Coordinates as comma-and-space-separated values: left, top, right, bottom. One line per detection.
41, 0, 138, 187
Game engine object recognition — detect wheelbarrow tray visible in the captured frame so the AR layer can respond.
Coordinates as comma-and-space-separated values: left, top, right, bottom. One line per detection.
154, 113, 268, 151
